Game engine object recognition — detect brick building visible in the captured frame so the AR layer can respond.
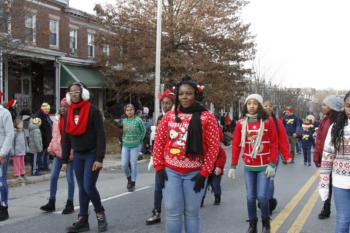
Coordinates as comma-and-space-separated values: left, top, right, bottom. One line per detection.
0, 0, 112, 114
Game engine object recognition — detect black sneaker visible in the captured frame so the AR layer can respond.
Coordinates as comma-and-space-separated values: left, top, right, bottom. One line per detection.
96, 213, 108, 232
128, 181, 135, 192
0, 206, 9, 221
146, 209, 161, 225
62, 200, 74, 215
67, 216, 90, 233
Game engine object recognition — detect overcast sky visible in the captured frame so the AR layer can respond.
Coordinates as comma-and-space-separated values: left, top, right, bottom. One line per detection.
69, 0, 350, 90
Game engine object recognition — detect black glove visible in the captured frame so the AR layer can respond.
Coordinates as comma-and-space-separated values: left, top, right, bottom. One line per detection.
157, 169, 168, 189
191, 173, 206, 193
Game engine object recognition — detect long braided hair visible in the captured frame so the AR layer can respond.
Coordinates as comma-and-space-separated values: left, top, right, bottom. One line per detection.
331, 91, 350, 152
173, 75, 204, 123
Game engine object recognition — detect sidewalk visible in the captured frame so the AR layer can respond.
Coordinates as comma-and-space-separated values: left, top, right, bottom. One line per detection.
7, 154, 148, 187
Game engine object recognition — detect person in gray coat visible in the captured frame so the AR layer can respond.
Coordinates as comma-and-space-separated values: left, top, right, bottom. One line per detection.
0, 92, 15, 222
28, 117, 43, 176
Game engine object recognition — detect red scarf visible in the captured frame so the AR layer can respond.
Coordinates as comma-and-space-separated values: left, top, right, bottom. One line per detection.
59, 115, 65, 137
65, 100, 91, 135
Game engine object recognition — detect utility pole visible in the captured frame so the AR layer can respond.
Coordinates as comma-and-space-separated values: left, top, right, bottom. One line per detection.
154, 0, 162, 122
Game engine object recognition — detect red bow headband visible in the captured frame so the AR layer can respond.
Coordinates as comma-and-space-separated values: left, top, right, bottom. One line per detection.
159, 90, 175, 101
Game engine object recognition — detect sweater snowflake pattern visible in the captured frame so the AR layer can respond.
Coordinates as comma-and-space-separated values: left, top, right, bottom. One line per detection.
319, 120, 350, 201
153, 110, 220, 177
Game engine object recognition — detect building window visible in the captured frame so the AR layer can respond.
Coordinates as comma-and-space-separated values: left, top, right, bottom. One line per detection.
88, 33, 95, 58
25, 14, 36, 43
49, 20, 59, 48
69, 29, 78, 55
103, 44, 110, 57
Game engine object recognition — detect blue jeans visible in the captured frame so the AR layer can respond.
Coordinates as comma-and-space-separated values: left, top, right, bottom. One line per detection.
121, 145, 141, 182
49, 157, 75, 201
302, 145, 311, 164
163, 168, 205, 233
73, 151, 104, 216
333, 186, 350, 233
244, 170, 270, 220
38, 149, 49, 170
0, 155, 9, 207
154, 172, 163, 212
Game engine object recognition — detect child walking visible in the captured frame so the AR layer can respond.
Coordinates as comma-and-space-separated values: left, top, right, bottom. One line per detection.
28, 118, 43, 176
201, 144, 226, 207
228, 94, 278, 233
12, 119, 27, 180
121, 104, 146, 192
301, 120, 314, 166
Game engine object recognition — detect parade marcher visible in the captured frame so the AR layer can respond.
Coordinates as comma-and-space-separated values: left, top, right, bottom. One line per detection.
0, 92, 15, 222
146, 89, 175, 225
40, 98, 75, 215
228, 94, 278, 233
263, 100, 292, 215
6, 98, 17, 122
314, 95, 343, 219
301, 120, 314, 166
283, 106, 301, 163
319, 91, 350, 233
12, 119, 27, 180
201, 127, 227, 207
61, 82, 107, 233
28, 117, 43, 176
121, 104, 146, 192
37, 102, 53, 171
153, 76, 220, 233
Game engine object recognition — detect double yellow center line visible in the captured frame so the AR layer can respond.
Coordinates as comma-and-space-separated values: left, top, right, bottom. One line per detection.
271, 171, 319, 233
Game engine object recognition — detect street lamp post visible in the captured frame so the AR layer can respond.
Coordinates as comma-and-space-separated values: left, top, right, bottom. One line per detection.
154, 0, 162, 122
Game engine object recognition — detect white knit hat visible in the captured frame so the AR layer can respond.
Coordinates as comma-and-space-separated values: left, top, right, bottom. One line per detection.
323, 95, 344, 112
245, 94, 263, 106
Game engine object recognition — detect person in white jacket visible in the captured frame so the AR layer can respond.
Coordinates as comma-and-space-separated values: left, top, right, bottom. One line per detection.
0, 92, 15, 222
319, 91, 350, 233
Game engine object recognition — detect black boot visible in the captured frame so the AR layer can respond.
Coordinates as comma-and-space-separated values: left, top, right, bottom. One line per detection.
318, 199, 331, 219
262, 218, 271, 233
146, 209, 161, 225
96, 212, 108, 232
62, 200, 75, 215
0, 206, 9, 221
127, 176, 132, 191
66, 215, 90, 233
246, 218, 258, 233
269, 198, 277, 215
129, 181, 136, 192
214, 195, 221, 205
40, 199, 56, 212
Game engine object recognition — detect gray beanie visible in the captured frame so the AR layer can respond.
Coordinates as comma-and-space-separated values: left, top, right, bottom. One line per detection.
323, 95, 344, 112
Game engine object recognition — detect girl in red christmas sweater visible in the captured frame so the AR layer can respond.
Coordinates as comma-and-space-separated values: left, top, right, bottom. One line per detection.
228, 94, 278, 233
153, 76, 220, 233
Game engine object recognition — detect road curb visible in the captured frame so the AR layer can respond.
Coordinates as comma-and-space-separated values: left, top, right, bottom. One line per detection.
8, 159, 149, 187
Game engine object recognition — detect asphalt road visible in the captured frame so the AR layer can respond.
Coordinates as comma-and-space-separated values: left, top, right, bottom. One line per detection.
0, 147, 336, 233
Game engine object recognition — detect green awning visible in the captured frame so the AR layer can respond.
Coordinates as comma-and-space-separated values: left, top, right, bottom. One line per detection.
60, 64, 106, 88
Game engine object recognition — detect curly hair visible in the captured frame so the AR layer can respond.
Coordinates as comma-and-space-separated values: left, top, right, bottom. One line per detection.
331, 91, 350, 152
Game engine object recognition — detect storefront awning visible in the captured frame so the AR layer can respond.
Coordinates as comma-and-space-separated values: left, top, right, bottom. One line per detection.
60, 64, 106, 88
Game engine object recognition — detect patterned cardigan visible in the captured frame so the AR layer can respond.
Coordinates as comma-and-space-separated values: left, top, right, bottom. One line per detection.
319, 119, 350, 201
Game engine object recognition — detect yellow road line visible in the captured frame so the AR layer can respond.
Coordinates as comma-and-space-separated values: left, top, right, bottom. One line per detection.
271, 171, 319, 233
287, 188, 319, 233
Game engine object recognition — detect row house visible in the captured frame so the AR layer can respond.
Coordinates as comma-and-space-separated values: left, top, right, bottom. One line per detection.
0, 0, 114, 113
